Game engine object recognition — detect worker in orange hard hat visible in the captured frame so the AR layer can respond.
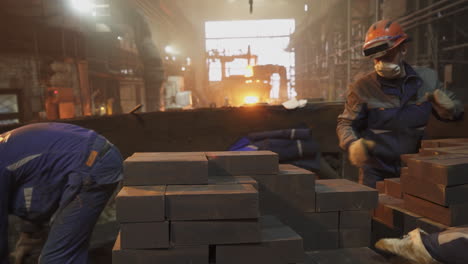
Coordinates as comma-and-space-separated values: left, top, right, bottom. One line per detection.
363, 19, 409, 79
337, 19, 464, 187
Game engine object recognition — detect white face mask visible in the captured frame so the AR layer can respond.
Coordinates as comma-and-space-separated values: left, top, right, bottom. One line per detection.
374, 61, 402, 79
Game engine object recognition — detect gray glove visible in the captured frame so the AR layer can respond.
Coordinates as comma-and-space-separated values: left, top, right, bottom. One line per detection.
426, 89, 456, 120
375, 228, 438, 264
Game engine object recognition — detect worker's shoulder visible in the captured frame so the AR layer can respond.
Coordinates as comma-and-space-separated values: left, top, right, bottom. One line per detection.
350, 71, 379, 92
413, 66, 437, 77
413, 66, 439, 89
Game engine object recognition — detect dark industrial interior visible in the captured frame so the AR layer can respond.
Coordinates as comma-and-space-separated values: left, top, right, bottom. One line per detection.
2, 0, 468, 263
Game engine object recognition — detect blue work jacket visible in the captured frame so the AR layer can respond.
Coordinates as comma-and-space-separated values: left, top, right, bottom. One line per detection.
337, 63, 464, 175
0, 122, 122, 264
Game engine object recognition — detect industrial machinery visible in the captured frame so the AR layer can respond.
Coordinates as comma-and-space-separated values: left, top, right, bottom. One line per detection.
207, 48, 288, 106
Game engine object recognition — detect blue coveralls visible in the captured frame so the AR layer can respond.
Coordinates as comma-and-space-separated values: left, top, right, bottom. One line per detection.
421, 228, 468, 264
0, 123, 123, 264
229, 128, 321, 171
337, 63, 464, 187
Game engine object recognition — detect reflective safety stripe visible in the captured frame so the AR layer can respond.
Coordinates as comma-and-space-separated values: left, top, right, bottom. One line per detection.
370, 129, 391, 134
6, 154, 42, 171
246, 145, 259, 150
370, 127, 425, 134
24, 187, 33, 212
0, 133, 11, 143
297, 140, 303, 158
290, 129, 296, 139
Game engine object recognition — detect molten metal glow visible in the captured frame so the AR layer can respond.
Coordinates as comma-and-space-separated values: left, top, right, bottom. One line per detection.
244, 96, 259, 104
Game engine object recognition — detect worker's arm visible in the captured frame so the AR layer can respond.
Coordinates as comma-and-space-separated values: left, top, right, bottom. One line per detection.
417, 67, 464, 121
337, 88, 368, 151
0, 169, 10, 264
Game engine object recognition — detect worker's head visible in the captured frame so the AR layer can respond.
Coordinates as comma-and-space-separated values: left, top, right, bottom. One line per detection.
363, 20, 409, 79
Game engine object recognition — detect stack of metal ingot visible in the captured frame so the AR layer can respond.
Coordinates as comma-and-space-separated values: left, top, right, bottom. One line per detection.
373, 138, 468, 243
304, 247, 390, 264
112, 151, 304, 264
253, 165, 378, 251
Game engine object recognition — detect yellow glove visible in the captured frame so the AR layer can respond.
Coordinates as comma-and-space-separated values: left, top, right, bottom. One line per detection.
348, 138, 376, 167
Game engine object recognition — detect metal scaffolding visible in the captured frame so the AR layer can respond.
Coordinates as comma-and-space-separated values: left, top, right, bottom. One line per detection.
291, 0, 468, 102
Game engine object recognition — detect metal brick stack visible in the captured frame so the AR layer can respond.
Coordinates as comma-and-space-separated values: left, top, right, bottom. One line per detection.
112, 151, 304, 264
253, 165, 378, 251
373, 138, 468, 242
304, 247, 390, 264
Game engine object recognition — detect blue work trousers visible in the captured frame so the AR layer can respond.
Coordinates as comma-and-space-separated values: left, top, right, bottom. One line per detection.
39, 136, 122, 263
39, 181, 118, 263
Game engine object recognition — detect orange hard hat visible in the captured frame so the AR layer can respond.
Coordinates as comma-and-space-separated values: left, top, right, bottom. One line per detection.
362, 19, 408, 58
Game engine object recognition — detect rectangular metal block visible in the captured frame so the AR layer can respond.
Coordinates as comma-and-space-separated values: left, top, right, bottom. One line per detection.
170, 220, 261, 246
259, 215, 304, 263
216, 245, 281, 264
373, 194, 424, 233
123, 153, 208, 185
267, 211, 338, 251
407, 154, 468, 186
396, 206, 423, 233
416, 218, 449, 234
419, 146, 468, 156
113, 233, 208, 264
250, 173, 279, 214
404, 193, 468, 226
165, 184, 258, 220
371, 218, 404, 246
116, 186, 166, 223
339, 210, 371, 229
315, 179, 378, 212
376, 181, 385, 193
279, 211, 339, 237
421, 138, 468, 148
306, 247, 390, 264
256, 212, 329, 252
384, 178, 402, 199
339, 228, 371, 248
120, 222, 169, 249
208, 175, 258, 190
400, 167, 408, 177
401, 172, 468, 206
205, 151, 279, 176
215, 216, 304, 264
401, 166, 408, 173
373, 194, 405, 230
401, 153, 421, 166
275, 164, 316, 212
253, 164, 316, 213
131, 152, 206, 157
301, 229, 339, 251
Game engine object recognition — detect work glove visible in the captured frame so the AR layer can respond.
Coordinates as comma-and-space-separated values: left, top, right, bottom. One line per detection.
10, 232, 45, 264
348, 138, 376, 167
426, 90, 456, 120
376, 228, 438, 264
